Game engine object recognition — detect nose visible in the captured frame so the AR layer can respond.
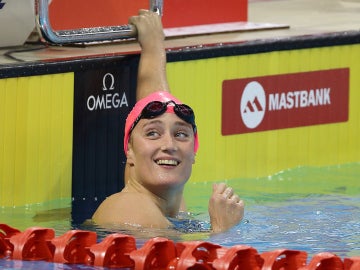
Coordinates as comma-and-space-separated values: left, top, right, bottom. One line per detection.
160, 132, 178, 152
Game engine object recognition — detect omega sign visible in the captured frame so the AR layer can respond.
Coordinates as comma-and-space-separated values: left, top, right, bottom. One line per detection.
87, 72, 128, 111
222, 68, 349, 135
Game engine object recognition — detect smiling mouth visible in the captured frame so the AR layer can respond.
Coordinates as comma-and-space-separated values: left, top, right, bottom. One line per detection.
156, 159, 179, 166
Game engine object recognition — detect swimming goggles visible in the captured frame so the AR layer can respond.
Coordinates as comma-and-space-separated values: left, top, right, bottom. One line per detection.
130, 100, 196, 133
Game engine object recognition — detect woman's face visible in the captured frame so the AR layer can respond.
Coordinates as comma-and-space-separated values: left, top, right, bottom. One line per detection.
126, 112, 196, 193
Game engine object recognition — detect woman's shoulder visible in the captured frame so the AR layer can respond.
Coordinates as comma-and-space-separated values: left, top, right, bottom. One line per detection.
92, 191, 170, 228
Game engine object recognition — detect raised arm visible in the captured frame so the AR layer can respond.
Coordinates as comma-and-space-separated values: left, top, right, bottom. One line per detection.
129, 9, 169, 100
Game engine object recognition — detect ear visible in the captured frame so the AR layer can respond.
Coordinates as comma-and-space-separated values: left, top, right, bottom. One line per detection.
192, 153, 196, 165
126, 140, 135, 166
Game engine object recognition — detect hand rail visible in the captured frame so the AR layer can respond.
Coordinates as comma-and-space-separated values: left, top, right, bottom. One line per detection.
35, 0, 163, 44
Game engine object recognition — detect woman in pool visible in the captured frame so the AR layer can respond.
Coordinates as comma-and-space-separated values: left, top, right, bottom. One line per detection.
92, 10, 244, 233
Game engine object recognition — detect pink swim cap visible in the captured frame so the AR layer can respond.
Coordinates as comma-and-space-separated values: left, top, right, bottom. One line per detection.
124, 91, 199, 155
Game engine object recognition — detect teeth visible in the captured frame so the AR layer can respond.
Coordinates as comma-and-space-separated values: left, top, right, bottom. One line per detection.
156, 159, 179, 166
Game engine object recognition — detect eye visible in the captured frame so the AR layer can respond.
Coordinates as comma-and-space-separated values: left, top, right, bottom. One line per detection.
146, 130, 161, 138
175, 130, 190, 139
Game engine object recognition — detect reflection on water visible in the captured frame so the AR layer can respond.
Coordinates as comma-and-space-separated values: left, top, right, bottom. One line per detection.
0, 163, 359, 264
32, 207, 71, 222
211, 194, 360, 258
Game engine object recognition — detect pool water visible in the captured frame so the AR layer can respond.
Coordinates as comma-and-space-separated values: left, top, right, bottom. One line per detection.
1, 163, 359, 268
213, 194, 360, 257
185, 163, 360, 258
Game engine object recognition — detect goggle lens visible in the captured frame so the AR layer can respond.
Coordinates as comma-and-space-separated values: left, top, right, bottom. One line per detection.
130, 100, 196, 133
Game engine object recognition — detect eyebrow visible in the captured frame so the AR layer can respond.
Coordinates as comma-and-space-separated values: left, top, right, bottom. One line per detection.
142, 119, 163, 128
142, 119, 192, 129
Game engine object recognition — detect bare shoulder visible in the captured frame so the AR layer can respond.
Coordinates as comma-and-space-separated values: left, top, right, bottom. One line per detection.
92, 192, 170, 228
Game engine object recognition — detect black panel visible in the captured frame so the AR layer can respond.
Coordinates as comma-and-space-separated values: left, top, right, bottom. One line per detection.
71, 58, 137, 223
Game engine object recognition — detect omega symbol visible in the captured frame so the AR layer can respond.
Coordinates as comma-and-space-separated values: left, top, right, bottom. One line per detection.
102, 73, 115, 91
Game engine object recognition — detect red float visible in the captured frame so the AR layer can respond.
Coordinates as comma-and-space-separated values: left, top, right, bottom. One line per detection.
0, 223, 358, 270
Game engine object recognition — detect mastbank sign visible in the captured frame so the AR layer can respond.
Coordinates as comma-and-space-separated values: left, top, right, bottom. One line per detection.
222, 68, 349, 135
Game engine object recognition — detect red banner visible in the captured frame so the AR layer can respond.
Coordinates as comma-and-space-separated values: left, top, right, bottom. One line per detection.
49, 0, 247, 30
222, 68, 349, 135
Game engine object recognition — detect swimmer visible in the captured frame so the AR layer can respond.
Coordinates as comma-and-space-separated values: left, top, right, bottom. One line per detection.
92, 9, 244, 233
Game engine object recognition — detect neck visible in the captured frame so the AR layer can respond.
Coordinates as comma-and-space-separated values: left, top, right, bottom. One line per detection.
123, 168, 184, 217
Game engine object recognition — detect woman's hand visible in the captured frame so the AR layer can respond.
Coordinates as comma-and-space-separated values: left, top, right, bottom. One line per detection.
129, 9, 165, 52
208, 183, 244, 233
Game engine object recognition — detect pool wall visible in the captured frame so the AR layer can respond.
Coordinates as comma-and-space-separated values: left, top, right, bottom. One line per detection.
0, 32, 359, 220
169, 41, 360, 182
